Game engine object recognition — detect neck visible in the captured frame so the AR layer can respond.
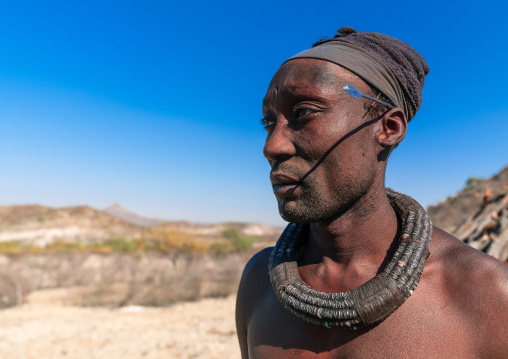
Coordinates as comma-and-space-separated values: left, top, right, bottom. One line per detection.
304, 184, 400, 271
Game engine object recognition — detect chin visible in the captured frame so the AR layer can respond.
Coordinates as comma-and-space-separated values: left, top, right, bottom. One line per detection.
278, 200, 333, 224
278, 210, 310, 224
277, 193, 357, 224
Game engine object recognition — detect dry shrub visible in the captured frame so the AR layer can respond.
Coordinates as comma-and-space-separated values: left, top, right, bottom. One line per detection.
143, 227, 195, 252
0, 227, 261, 257
222, 228, 257, 251
0, 251, 255, 308
0, 241, 24, 255
0, 257, 33, 308
75, 252, 250, 307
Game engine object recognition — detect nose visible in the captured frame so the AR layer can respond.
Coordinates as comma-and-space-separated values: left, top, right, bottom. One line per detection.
263, 120, 296, 162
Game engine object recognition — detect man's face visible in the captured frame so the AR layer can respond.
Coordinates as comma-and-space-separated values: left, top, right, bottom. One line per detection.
262, 59, 381, 223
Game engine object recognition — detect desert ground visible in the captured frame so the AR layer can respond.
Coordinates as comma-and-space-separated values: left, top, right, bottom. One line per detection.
0, 289, 240, 359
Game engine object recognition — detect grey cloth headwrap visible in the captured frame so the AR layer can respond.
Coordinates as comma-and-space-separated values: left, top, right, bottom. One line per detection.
285, 27, 429, 122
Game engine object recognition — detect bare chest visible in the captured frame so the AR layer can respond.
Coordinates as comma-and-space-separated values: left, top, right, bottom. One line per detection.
247, 288, 475, 359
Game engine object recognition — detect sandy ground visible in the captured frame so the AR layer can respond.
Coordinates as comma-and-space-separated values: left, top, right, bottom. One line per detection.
0, 289, 240, 359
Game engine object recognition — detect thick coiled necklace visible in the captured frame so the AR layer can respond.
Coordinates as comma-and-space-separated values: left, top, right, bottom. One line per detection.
268, 189, 432, 330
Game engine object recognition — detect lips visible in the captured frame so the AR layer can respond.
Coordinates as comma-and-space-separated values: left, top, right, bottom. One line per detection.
270, 172, 302, 197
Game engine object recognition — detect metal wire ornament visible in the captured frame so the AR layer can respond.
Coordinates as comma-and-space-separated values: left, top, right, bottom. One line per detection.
268, 189, 432, 330
343, 84, 394, 109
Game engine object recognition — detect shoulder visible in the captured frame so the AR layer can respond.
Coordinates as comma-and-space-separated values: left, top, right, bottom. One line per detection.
429, 226, 508, 356
241, 246, 273, 280
236, 247, 273, 325
236, 247, 273, 306
430, 226, 508, 291
429, 226, 508, 301
235, 247, 273, 357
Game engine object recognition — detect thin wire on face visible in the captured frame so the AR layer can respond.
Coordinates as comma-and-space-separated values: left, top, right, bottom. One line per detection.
343, 84, 394, 109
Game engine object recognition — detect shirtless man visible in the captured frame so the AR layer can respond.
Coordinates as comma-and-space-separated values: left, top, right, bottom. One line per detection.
236, 27, 508, 358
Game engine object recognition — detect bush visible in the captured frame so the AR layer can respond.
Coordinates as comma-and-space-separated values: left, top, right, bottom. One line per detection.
463, 176, 481, 191
103, 236, 140, 253
0, 241, 24, 255
0, 271, 32, 308
208, 242, 230, 253
0, 227, 258, 257
222, 228, 256, 252
46, 240, 84, 252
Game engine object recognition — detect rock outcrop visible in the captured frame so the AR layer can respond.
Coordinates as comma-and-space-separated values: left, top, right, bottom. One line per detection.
428, 166, 508, 262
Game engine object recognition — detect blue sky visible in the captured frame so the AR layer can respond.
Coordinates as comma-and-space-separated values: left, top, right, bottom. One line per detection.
0, 0, 506, 226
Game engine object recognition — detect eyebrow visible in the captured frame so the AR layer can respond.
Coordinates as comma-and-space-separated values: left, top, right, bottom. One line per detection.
262, 84, 316, 104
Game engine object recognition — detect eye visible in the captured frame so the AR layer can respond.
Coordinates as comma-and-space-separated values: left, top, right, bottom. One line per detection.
260, 116, 276, 129
294, 107, 311, 119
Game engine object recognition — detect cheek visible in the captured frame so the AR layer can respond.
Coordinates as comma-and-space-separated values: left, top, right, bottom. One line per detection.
292, 131, 322, 161
293, 123, 350, 160
321, 136, 375, 186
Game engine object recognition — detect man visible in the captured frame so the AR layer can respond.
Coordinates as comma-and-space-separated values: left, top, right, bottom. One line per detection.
236, 27, 508, 358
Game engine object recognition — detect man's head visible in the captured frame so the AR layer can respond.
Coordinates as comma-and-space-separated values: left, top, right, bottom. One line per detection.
262, 27, 429, 223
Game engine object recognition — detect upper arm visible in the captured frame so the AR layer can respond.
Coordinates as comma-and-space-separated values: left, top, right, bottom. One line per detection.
236, 247, 272, 359
471, 258, 508, 358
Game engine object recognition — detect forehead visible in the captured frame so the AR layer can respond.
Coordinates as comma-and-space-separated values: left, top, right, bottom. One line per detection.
263, 58, 368, 107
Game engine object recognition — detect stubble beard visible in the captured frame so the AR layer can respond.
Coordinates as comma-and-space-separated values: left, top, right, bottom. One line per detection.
276, 177, 358, 224
275, 166, 379, 224
271, 158, 376, 224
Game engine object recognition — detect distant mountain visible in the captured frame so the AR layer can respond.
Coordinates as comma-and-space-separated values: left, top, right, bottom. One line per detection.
428, 166, 508, 262
103, 203, 161, 228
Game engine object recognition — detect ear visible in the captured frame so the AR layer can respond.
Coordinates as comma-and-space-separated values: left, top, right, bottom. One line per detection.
376, 107, 407, 147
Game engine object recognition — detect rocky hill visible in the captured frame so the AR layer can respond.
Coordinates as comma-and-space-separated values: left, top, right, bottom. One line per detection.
0, 205, 142, 246
428, 166, 508, 262
0, 204, 282, 245
103, 204, 282, 240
